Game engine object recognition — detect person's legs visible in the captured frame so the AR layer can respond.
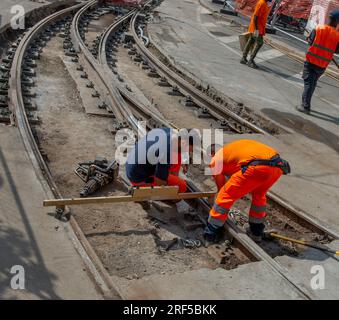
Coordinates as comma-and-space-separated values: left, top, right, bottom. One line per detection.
301, 62, 317, 111
206, 167, 260, 239
249, 167, 282, 237
248, 35, 264, 68
241, 34, 255, 63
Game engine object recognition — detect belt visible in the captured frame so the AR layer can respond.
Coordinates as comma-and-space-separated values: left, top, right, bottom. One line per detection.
241, 155, 291, 175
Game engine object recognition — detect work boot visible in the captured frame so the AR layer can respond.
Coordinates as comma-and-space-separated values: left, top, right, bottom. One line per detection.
203, 222, 223, 247
246, 227, 262, 242
240, 56, 248, 65
246, 222, 265, 243
203, 233, 217, 247
247, 60, 259, 69
296, 105, 310, 115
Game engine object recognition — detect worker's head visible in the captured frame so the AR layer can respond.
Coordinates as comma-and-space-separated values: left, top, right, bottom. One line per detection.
329, 9, 339, 28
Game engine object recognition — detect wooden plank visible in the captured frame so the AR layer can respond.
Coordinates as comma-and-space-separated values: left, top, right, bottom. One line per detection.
132, 186, 179, 198
43, 189, 216, 207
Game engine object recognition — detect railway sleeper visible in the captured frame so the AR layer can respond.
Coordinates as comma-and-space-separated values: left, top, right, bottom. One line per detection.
195, 108, 212, 119
158, 77, 171, 87
26, 111, 40, 125
24, 59, 37, 68
22, 68, 36, 77
92, 90, 100, 98
21, 78, 35, 87
168, 86, 183, 96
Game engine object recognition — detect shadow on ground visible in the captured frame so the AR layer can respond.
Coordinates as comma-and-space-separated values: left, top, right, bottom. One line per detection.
262, 108, 339, 153
0, 148, 60, 299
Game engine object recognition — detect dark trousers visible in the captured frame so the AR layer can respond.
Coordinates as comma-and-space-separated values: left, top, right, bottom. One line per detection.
243, 34, 264, 61
301, 62, 325, 110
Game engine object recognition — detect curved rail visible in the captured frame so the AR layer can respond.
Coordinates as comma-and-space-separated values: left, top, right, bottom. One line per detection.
8, 2, 121, 299
130, 9, 269, 135
71, 0, 144, 133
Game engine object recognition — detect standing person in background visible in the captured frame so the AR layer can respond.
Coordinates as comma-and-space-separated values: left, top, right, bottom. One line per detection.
296, 9, 339, 114
240, 0, 273, 69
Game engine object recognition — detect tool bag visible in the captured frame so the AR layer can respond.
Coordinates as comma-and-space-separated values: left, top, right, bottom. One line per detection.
241, 155, 291, 175
239, 32, 251, 52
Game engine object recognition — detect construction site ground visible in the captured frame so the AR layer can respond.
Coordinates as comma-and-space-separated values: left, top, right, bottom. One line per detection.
1, 0, 339, 300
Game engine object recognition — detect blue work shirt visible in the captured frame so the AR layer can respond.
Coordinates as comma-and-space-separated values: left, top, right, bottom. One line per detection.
126, 128, 174, 183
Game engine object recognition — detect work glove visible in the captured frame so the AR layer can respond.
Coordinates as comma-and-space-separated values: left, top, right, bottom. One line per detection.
253, 29, 260, 37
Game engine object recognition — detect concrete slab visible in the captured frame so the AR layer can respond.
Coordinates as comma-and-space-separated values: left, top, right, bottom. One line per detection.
148, 0, 339, 232
0, 1, 62, 30
275, 240, 339, 300
0, 125, 101, 299
112, 260, 304, 299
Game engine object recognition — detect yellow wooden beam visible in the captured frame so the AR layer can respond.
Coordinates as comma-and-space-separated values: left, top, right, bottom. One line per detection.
43, 186, 215, 208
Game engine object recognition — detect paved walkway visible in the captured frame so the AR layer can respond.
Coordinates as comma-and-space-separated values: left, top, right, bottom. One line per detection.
113, 240, 339, 300
148, 0, 339, 232
0, 1, 64, 30
0, 125, 101, 299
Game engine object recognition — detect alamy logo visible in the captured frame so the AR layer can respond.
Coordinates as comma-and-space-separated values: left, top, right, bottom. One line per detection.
10, 265, 25, 290
310, 265, 325, 290
10, 5, 25, 30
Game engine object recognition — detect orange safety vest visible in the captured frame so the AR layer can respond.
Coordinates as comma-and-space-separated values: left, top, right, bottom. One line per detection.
210, 140, 278, 177
248, 0, 271, 36
306, 25, 339, 69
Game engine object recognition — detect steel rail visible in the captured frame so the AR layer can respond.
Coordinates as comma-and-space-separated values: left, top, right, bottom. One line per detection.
130, 10, 268, 135
71, 0, 143, 132
8, 2, 121, 299
98, 8, 172, 130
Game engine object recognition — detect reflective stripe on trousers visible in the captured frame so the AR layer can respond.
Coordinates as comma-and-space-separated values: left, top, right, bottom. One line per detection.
208, 165, 282, 226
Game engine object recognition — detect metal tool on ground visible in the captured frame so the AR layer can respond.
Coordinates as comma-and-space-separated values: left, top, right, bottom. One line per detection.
264, 231, 339, 255
74, 156, 119, 197
181, 238, 202, 249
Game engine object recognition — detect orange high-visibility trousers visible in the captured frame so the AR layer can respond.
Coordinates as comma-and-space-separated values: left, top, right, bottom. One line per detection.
208, 165, 282, 227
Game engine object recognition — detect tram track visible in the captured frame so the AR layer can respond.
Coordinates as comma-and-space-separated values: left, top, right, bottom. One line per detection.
96, 0, 339, 299
6, 0, 339, 300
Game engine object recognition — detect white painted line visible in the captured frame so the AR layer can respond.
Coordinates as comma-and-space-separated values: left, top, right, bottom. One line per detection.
200, 7, 212, 15
286, 72, 303, 84
202, 22, 217, 28
218, 35, 239, 44
256, 49, 284, 61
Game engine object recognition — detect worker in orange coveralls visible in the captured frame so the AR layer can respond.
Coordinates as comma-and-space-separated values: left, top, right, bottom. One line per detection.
204, 139, 290, 245
240, 0, 273, 68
